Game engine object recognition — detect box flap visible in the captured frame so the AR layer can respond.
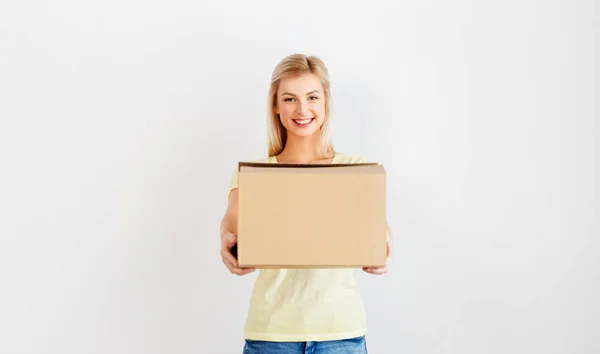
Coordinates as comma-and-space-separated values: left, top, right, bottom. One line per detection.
238, 162, 385, 176
238, 161, 380, 169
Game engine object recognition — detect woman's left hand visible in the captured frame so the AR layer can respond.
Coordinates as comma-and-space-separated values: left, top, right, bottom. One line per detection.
363, 223, 393, 275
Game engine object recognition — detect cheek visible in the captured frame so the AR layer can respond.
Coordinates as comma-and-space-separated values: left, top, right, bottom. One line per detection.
279, 105, 294, 118
313, 103, 325, 118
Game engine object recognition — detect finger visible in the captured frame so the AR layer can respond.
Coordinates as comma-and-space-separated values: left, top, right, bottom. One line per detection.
222, 234, 236, 248
221, 234, 238, 263
224, 257, 255, 275
221, 250, 256, 275
363, 266, 388, 275
367, 269, 387, 275
387, 240, 391, 259
222, 256, 241, 274
374, 267, 388, 274
386, 235, 393, 261
222, 257, 235, 272
235, 267, 256, 276
221, 249, 238, 268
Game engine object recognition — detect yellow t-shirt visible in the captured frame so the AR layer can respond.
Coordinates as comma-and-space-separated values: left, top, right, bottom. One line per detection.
229, 153, 369, 342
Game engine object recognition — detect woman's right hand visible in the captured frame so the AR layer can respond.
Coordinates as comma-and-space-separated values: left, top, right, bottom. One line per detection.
220, 188, 255, 275
221, 230, 256, 276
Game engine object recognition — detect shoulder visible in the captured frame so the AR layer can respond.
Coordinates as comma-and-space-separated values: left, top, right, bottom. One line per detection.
243, 156, 277, 164
229, 156, 274, 193
232, 156, 275, 175
333, 152, 370, 164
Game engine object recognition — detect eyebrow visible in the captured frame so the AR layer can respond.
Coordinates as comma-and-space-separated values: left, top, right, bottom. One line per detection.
282, 90, 321, 97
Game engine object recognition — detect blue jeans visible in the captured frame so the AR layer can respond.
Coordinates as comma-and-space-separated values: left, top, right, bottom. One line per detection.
242, 336, 368, 354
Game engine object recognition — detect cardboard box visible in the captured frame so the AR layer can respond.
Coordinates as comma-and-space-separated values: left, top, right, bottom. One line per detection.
237, 162, 386, 268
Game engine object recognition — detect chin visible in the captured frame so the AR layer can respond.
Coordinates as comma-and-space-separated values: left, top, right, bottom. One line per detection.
291, 129, 318, 137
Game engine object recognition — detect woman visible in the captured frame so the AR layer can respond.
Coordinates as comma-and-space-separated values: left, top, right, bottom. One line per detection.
220, 53, 392, 353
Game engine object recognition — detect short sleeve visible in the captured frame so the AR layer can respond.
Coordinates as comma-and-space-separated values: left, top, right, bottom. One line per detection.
227, 157, 274, 196
357, 156, 369, 163
334, 153, 370, 164
228, 168, 239, 196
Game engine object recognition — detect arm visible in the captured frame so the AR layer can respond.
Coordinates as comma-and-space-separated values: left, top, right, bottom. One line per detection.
220, 189, 255, 275
363, 221, 393, 275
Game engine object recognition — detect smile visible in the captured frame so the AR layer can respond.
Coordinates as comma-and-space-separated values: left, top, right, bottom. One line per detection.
293, 118, 314, 126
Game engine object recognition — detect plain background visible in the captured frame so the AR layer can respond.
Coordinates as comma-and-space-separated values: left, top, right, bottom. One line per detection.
0, 0, 597, 353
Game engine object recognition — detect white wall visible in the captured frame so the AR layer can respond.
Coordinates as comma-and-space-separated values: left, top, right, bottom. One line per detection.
0, 1, 597, 353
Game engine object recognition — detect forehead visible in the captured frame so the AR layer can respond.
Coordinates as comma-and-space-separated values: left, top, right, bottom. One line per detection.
277, 73, 323, 94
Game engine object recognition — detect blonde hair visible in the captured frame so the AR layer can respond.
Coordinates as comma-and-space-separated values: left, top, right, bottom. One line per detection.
267, 54, 335, 158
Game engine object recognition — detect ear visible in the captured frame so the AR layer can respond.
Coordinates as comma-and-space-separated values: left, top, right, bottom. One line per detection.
274, 105, 279, 115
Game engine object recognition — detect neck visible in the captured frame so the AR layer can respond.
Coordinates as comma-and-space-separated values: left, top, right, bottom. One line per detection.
278, 133, 326, 163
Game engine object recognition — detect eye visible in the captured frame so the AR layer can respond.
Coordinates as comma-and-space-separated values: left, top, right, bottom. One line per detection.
308, 96, 319, 101
284, 97, 295, 102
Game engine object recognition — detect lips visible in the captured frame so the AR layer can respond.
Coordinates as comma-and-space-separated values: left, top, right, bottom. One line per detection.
293, 118, 314, 126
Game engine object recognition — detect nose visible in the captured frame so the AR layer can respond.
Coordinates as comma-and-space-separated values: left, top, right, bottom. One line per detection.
296, 100, 310, 117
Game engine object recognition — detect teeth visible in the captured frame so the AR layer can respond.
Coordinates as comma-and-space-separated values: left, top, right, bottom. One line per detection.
295, 119, 312, 125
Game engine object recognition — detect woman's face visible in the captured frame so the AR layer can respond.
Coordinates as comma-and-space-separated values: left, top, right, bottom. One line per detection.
275, 73, 326, 138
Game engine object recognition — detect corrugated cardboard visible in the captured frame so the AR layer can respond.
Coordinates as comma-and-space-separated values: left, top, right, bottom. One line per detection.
236, 162, 386, 268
